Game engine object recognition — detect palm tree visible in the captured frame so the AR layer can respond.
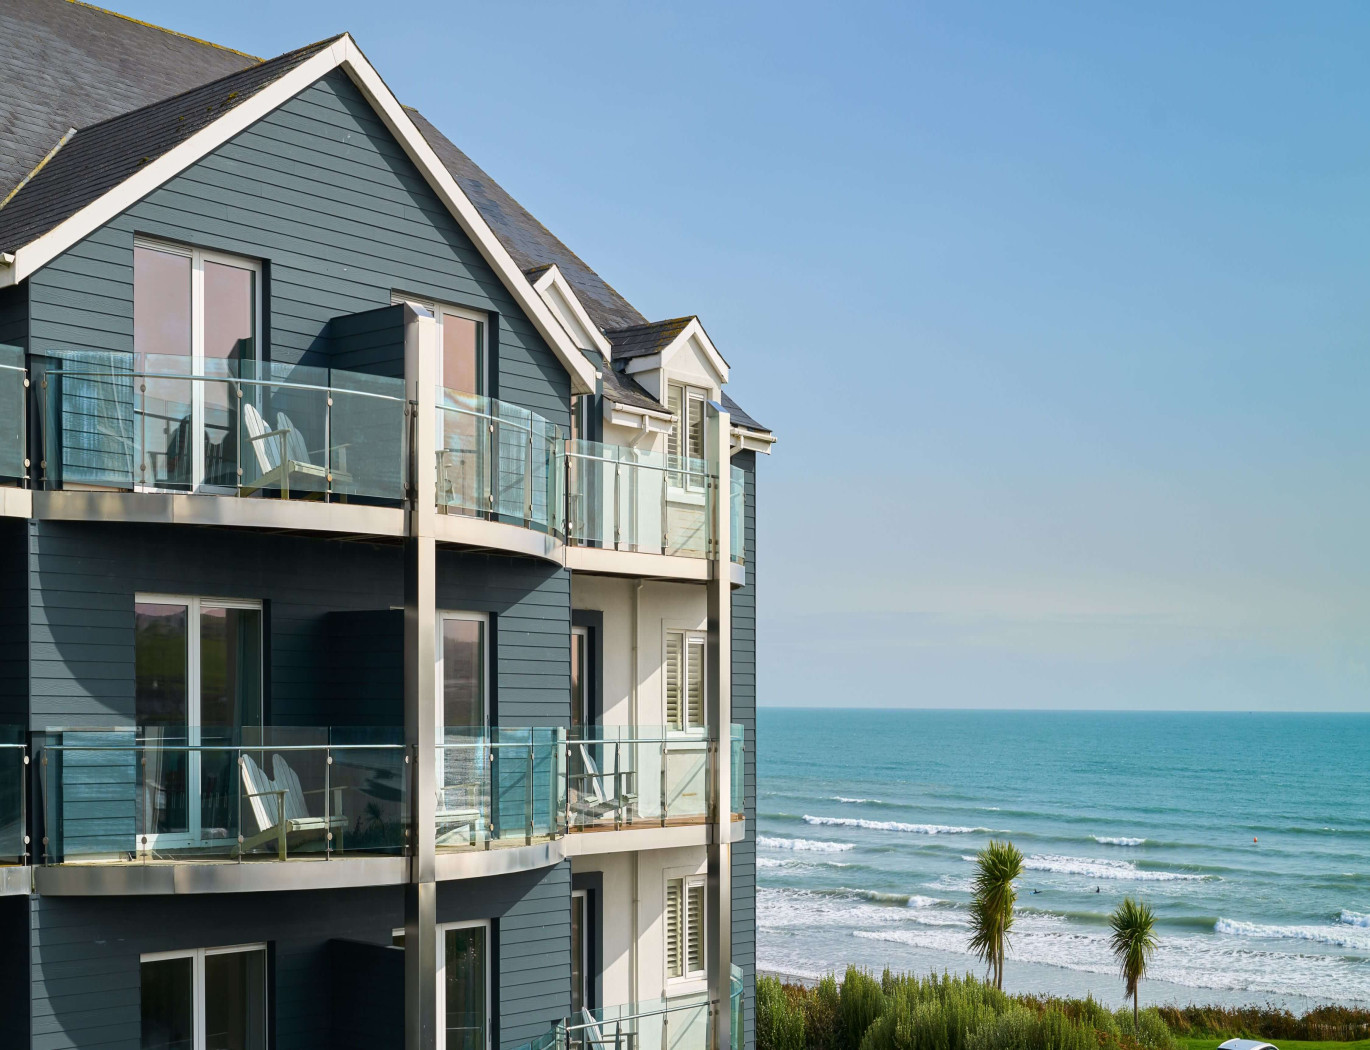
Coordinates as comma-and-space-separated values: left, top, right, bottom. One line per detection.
1109, 897, 1158, 1025
967, 839, 1023, 990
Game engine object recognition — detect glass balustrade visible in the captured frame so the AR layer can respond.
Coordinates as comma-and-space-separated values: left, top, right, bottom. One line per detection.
558, 992, 715, 1050
435, 728, 566, 850
0, 345, 26, 484
37, 353, 406, 501
729, 465, 745, 565
566, 439, 716, 559
0, 734, 27, 863
436, 389, 565, 535
38, 727, 409, 864
567, 726, 722, 830
730, 725, 745, 821
731, 965, 744, 1050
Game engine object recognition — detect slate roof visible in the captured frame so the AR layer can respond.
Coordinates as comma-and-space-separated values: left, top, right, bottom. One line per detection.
0, 36, 338, 253
605, 317, 695, 362
0, 0, 771, 435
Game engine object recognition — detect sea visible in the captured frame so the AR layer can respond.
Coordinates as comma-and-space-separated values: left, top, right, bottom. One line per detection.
755, 709, 1370, 1010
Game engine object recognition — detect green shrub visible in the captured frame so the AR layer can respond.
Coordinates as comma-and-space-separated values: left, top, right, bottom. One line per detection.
806, 976, 842, 1050
1114, 1007, 1175, 1050
839, 968, 886, 1050
758, 975, 807, 1050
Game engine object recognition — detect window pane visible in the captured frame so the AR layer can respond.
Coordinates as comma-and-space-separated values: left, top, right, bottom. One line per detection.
136, 603, 188, 727
571, 894, 585, 1014
442, 618, 485, 730
199, 607, 262, 731
445, 926, 486, 1050
570, 631, 585, 730
442, 314, 482, 395
141, 956, 193, 1050
203, 261, 256, 364
134, 247, 191, 364
205, 948, 268, 1050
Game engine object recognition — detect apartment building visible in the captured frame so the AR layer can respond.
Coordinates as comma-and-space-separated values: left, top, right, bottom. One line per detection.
0, 2, 774, 1046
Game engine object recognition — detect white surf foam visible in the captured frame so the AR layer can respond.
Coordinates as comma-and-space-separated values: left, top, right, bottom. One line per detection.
804, 815, 987, 834
1093, 836, 1146, 846
1216, 917, 1370, 951
758, 835, 854, 853
1341, 910, 1370, 928
1023, 853, 1207, 882
831, 796, 882, 804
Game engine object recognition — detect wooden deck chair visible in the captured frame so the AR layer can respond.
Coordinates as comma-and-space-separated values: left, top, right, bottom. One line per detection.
238, 752, 346, 859
240, 403, 337, 499
570, 743, 637, 825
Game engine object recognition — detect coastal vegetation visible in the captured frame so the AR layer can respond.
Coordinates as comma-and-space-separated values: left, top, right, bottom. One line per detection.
757, 970, 1370, 1050
1109, 898, 1159, 1024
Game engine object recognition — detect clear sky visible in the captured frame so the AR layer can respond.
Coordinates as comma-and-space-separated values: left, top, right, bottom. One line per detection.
114, 1, 1370, 711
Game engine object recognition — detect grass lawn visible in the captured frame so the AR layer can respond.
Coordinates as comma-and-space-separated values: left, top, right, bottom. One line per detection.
1179, 1040, 1370, 1050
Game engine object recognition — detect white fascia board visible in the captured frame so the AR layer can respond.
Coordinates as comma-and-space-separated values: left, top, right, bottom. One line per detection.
531, 264, 614, 360
730, 427, 776, 455
608, 404, 674, 432
0, 35, 599, 395
619, 317, 730, 385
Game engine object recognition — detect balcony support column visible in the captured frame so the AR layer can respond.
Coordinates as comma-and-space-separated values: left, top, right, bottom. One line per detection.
705, 402, 732, 1050
405, 305, 439, 1050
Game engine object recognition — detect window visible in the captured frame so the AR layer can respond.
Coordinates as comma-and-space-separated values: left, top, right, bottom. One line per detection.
571, 890, 588, 1014
664, 630, 705, 732
667, 382, 707, 488
136, 595, 262, 846
438, 612, 488, 733
571, 627, 589, 730
439, 921, 489, 1050
134, 239, 260, 491
665, 876, 705, 982
393, 294, 487, 396
141, 944, 267, 1050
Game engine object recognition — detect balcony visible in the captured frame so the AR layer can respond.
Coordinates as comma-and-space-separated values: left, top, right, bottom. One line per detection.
515, 968, 742, 1050
435, 728, 565, 850
34, 352, 407, 534
0, 737, 28, 869
0, 345, 30, 515
35, 727, 409, 892
565, 726, 744, 840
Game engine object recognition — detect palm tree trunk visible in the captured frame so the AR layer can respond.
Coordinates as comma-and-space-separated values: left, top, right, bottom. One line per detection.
1133, 993, 1139, 1027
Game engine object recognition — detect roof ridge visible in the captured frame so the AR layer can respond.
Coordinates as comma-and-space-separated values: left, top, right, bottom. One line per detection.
63, 34, 345, 139
63, 0, 261, 60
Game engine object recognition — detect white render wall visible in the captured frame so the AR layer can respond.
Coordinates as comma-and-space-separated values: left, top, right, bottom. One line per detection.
573, 845, 709, 1008
572, 575, 707, 729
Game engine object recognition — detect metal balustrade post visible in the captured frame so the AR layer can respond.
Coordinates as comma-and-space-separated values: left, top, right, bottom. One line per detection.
661, 463, 669, 554
325, 386, 334, 502
660, 737, 668, 828
324, 746, 332, 859
613, 461, 622, 549
524, 425, 534, 526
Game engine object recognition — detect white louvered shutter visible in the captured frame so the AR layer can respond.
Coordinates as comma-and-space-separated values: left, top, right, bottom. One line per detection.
686, 393, 705, 461
667, 385, 683, 465
686, 636, 705, 729
666, 878, 683, 978
665, 632, 684, 730
686, 880, 705, 975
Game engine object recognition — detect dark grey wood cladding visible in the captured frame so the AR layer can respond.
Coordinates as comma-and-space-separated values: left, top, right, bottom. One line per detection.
23, 68, 571, 430
730, 451, 757, 1050
25, 520, 569, 732
27, 863, 568, 1049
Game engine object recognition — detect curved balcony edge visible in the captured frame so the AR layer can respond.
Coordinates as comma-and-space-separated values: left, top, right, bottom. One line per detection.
435, 511, 565, 564
33, 855, 409, 896
0, 488, 31, 518
33, 489, 407, 538
433, 838, 564, 881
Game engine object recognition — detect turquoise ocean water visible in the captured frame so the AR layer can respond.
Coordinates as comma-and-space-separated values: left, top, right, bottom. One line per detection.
756, 709, 1370, 1008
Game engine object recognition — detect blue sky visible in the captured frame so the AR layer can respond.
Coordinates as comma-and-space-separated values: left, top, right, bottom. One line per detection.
117, 1, 1370, 711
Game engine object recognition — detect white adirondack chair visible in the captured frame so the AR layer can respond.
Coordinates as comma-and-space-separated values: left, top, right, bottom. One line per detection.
239, 753, 346, 859
435, 743, 485, 847
240, 404, 350, 498
570, 742, 637, 825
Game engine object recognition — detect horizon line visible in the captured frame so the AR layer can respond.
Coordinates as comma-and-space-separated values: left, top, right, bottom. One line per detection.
755, 704, 1370, 715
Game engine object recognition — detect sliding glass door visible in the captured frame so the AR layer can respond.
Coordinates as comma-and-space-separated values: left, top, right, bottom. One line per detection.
136, 596, 262, 849
439, 922, 488, 1050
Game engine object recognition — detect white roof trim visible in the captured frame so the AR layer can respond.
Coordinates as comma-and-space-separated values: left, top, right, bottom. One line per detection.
620, 316, 730, 385
529, 264, 614, 360
730, 425, 776, 455
0, 34, 598, 395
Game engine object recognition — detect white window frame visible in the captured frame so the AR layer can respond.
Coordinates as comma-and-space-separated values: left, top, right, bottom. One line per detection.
571, 626, 590, 729
437, 918, 491, 1050
134, 237, 263, 493
436, 610, 490, 736
139, 942, 268, 1050
662, 627, 707, 735
666, 381, 709, 497
393, 292, 489, 396
135, 594, 263, 849
663, 873, 707, 987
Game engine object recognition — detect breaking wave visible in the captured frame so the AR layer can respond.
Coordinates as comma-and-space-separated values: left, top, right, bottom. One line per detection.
1216, 918, 1370, 951
1023, 854, 1210, 882
758, 835, 854, 853
1093, 836, 1146, 846
804, 815, 988, 834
